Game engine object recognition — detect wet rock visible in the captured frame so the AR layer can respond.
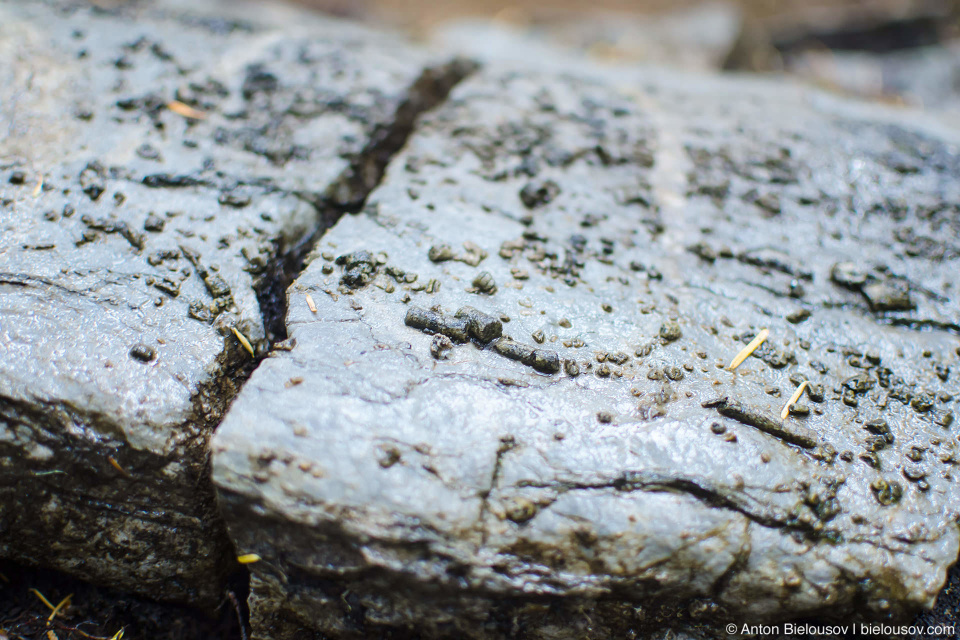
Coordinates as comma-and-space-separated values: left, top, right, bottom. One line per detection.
128, 343, 157, 363
831, 261, 869, 289
213, 59, 960, 640
492, 337, 561, 374
428, 243, 456, 262
864, 419, 895, 445
454, 306, 502, 343
78, 162, 107, 201
337, 250, 379, 289
519, 179, 560, 209
750, 191, 781, 215
143, 213, 165, 232
430, 334, 454, 360
0, 0, 465, 607
737, 248, 812, 281
429, 242, 488, 267
470, 270, 497, 294
862, 281, 915, 312
704, 397, 818, 449
688, 241, 718, 262
871, 477, 904, 506
659, 320, 683, 342
404, 306, 470, 342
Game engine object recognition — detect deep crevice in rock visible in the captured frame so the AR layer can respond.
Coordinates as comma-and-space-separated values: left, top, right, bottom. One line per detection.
253, 232, 322, 346
215, 56, 480, 631
253, 57, 479, 348
317, 57, 480, 214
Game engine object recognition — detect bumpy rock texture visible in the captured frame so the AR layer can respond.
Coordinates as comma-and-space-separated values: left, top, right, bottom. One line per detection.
213, 60, 960, 638
0, 0, 466, 606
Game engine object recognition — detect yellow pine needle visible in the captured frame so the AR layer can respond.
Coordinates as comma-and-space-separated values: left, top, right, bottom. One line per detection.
47, 594, 72, 623
31, 589, 56, 611
108, 456, 130, 477
237, 553, 261, 564
781, 380, 810, 420
231, 327, 255, 357
728, 328, 769, 371
305, 293, 317, 313
110, 630, 125, 640
167, 100, 206, 120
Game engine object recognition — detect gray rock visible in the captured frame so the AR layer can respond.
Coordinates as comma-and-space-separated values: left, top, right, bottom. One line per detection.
213, 59, 960, 638
0, 0, 467, 606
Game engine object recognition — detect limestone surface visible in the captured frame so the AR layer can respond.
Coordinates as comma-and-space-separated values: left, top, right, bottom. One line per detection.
213, 62, 960, 638
0, 0, 465, 605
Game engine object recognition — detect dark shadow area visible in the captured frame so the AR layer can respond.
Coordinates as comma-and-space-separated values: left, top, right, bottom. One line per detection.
0, 561, 248, 640
2, 557, 957, 639
253, 230, 329, 346
912, 559, 960, 639
775, 15, 948, 55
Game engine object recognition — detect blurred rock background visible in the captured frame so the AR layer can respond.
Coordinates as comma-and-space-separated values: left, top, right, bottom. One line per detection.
299, 0, 960, 116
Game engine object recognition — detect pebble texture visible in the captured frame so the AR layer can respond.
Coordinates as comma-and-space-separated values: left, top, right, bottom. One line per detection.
213, 62, 960, 639
0, 0, 466, 606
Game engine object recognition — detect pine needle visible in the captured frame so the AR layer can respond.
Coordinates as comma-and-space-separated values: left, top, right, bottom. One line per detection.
108, 456, 130, 477
231, 327, 255, 357
167, 100, 206, 120
728, 329, 769, 371
47, 594, 72, 623
781, 380, 810, 420
30, 589, 56, 611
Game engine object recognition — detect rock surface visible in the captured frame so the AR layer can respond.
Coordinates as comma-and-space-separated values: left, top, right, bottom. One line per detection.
0, 0, 466, 606
213, 58, 960, 638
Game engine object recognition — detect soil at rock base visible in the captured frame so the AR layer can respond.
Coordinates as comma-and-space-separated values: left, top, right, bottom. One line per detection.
0, 561, 248, 640
2, 559, 958, 639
